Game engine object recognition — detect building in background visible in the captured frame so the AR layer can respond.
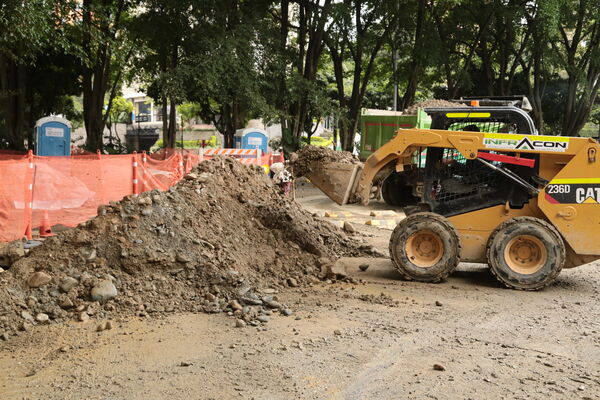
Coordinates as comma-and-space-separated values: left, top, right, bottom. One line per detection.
122, 85, 163, 123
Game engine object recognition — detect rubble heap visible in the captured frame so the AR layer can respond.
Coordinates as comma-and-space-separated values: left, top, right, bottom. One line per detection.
0, 157, 372, 338
289, 145, 360, 177
402, 99, 466, 115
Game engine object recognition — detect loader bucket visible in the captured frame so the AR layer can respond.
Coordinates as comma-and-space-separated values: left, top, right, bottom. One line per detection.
304, 161, 363, 205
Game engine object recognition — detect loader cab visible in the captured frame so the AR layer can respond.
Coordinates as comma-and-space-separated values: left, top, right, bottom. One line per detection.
382, 103, 540, 215
424, 106, 538, 135
419, 106, 538, 216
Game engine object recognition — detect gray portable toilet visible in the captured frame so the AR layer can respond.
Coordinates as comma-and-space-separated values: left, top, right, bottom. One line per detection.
35, 116, 71, 156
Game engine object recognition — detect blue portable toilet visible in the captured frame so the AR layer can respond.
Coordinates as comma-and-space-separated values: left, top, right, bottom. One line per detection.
35, 116, 71, 156
234, 128, 268, 153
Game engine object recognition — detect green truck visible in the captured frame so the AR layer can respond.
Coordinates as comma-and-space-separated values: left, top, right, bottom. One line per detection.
358, 97, 534, 161
358, 109, 431, 160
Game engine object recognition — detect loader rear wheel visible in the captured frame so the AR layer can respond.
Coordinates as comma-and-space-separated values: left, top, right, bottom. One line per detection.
389, 212, 460, 282
486, 217, 565, 290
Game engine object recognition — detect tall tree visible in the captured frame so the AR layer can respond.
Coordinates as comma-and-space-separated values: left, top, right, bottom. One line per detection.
552, 0, 600, 136
326, 0, 400, 151
398, 0, 427, 110
428, 0, 494, 98
187, 0, 273, 148
76, 0, 133, 151
131, 0, 194, 148
266, 0, 334, 154
0, 1, 64, 149
518, 0, 561, 132
474, 0, 530, 96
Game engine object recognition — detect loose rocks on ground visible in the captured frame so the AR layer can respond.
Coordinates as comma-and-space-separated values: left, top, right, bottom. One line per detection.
0, 157, 368, 338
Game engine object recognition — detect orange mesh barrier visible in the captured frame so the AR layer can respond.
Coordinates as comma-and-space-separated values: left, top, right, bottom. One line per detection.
0, 150, 201, 242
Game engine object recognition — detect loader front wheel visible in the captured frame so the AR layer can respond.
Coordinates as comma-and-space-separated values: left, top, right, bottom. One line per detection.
389, 212, 460, 282
486, 217, 565, 290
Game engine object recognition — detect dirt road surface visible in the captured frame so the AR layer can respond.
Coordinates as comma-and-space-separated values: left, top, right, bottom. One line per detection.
1, 183, 599, 400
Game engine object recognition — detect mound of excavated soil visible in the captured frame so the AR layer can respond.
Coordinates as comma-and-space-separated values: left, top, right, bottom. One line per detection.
403, 99, 466, 115
290, 146, 360, 177
0, 157, 372, 339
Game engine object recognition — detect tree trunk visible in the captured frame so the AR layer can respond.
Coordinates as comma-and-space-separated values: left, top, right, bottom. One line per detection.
0, 56, 26, 150
164, 99, 177, 148
400, 0, 426, 110
161, 97, 169, 146
83, 72, 106, 151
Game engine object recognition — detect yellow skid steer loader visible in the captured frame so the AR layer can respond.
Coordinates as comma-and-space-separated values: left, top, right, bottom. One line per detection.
305, 106, 600, 289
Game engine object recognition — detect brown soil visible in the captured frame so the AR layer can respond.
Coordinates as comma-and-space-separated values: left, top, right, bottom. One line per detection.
2, 183, 599, 400
403, 99, 467, 115
289, 145, 360, 177
0, 157, 371, 338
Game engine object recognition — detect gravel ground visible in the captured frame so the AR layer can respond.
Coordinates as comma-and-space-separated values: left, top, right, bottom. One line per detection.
1, 183, 599, 400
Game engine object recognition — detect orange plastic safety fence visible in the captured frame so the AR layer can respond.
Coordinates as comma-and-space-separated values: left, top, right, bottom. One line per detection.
0, 150, 201, 242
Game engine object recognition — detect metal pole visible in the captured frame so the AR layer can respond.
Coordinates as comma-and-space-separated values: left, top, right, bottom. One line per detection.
393, 46, 398, 111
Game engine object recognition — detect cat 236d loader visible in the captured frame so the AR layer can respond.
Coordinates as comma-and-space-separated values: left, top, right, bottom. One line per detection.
305, 106, 600, 290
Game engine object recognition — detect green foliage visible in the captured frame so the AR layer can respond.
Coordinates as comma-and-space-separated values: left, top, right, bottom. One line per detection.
2, 0, 600, 150
177, 103, 201, 128
106, 96, 133, 124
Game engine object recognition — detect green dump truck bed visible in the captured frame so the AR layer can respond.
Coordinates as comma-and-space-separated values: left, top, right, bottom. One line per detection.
358, 108, 431, 161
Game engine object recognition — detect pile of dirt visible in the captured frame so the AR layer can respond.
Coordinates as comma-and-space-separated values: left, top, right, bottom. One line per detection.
403, 99, 467, 115
0, 157, 373, 339
289, 146, 360, 177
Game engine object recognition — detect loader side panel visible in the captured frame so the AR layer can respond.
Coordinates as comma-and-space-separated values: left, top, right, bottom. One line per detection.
538, 143, 600, 256
447, 203, 544, 262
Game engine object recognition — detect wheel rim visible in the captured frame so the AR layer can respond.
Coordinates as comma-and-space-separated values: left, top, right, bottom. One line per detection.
405, 231, 444, 268
504, 235, 547, 274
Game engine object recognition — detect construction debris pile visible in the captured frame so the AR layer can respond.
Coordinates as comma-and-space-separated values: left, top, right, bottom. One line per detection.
403, 99, 466, 115
0, 157, 372, 339
290, 145, 359, 177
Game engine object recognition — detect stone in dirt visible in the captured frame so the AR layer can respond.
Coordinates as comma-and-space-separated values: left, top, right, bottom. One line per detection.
27, 271, 52, 288
21, 311, 34, 322
57, 295, 74, 309
435, 301, 443, 307
23, 241, 42, 250
90, 280, 118, 303
358, 263, 369, 272
96, 320, 113, 332
326, 260, 348, 278
263, 298, 283, 309
228, 300, 243, 311
59, 277, 79, 292
343, 221, 356, 234
433, 363, 446, 371
35, 313, 49, 324
205, 293, 216, 302
176, 253, 191, 263
235, 319, 246, 328
257, 315, 270, 323
0, 241, 25, 267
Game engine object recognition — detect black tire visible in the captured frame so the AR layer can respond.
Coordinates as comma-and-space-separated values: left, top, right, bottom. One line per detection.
389, 212, 461, 282
381, 172, 419, 207
486, 217, 565, 290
